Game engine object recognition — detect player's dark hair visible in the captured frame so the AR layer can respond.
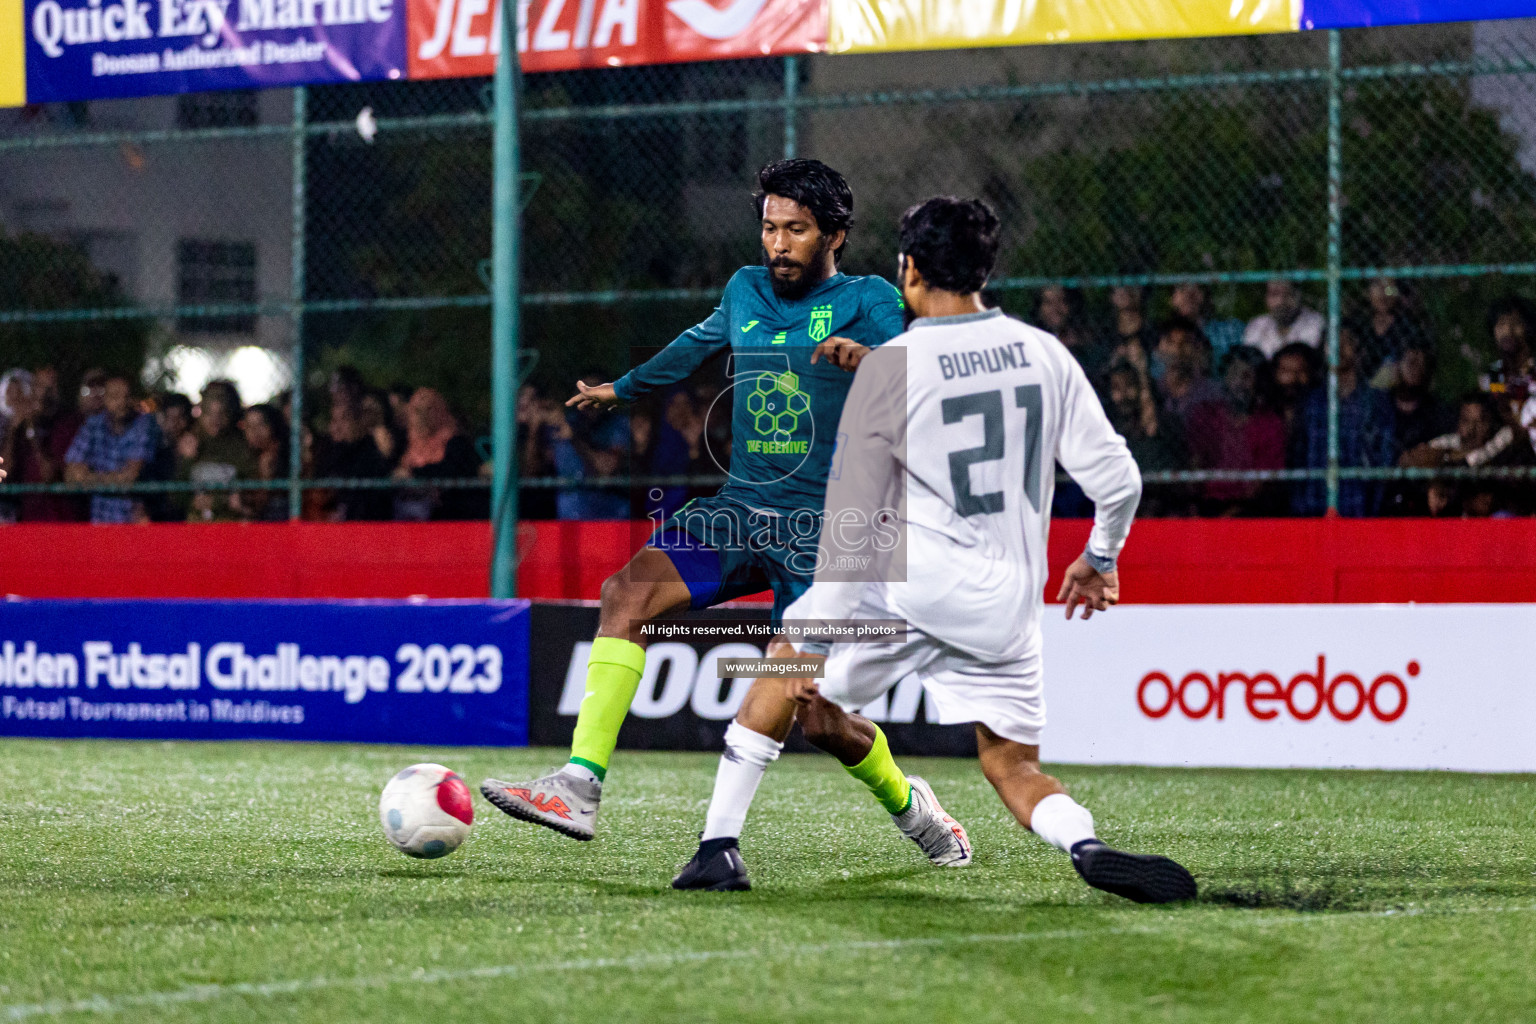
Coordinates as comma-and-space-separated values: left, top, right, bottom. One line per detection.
754, 159, 855, 260
897, 196, 1001, 294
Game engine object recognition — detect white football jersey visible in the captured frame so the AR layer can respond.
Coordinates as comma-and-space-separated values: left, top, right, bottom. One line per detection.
797, 308, 1141, 662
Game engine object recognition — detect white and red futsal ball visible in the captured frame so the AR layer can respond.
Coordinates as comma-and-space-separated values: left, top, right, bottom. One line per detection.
379, 763, 474, 858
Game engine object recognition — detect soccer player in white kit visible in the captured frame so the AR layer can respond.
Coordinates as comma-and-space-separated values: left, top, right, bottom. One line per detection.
780, 197, 1195, 902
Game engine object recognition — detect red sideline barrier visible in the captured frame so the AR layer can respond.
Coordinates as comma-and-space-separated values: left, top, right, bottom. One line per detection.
0, 519, 1533, 602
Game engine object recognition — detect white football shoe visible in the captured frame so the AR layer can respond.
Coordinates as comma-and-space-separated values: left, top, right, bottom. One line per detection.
894, 775, 972, 867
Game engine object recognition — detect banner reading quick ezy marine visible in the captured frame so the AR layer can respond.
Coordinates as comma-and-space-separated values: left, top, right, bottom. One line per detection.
0, 599, 529, 745
24, 0, 408, 103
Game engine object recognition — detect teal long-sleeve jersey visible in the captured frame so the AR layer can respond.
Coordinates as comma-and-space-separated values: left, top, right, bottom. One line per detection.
612, 266, 906, 515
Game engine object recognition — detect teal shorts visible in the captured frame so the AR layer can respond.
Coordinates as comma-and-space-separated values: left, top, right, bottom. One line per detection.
647, 493, 820, 629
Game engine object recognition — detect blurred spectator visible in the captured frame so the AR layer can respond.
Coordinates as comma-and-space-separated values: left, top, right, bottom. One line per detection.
64, 375, 159, 524
1107, 286, 1158, 361
392, 388, 487, 521
361, 387, 402, 469
233, 404, 290, 522
1482, 296, 1536, 454
315, 366, 389, 521
1293, 326, 1395, 516
644, 388, 710, 519
1384, 343, 1450, 451
1105, 359, 1189, 516
1154, 316, 1221, 436
185, 380, 255, 522
11, 367, 85, 522
1272, 342, 1320, 467
0, 369, 36, 523
551, 371, 629, 520
1378, 344, 1453, 516
145, 393, 194, 522
1169, 283, 1245, 367
1405, 392, 1536, 517
330, 366, 367, 419
1355, 276, 1427, 378
1244, 279, 1324, 359
1036, 285, 1107, 382
77, 368, 107, 421
516, 384, 558, 520
1185, 348, 1286, 516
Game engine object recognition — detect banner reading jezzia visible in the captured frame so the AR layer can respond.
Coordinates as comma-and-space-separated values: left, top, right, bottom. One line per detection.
409, 0, 823, 79
0, 599, 530, 745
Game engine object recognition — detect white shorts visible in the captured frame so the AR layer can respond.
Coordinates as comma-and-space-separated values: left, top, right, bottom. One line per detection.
818, 612, 1045, 747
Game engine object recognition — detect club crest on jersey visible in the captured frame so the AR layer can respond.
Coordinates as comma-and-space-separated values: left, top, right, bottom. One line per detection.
808, 305, 834, 342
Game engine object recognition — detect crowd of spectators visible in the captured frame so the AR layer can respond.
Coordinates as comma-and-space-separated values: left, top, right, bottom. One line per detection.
2, 278, 1533, 523
1046, 279, 1536, 518
0, 364, 490, 524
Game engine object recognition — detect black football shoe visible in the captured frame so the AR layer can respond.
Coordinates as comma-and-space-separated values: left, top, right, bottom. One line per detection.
672, 837, 751, 892
1071, 839, 1197, 904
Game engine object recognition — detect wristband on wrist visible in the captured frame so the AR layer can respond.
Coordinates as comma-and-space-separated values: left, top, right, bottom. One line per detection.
1082, 547, 1117, 575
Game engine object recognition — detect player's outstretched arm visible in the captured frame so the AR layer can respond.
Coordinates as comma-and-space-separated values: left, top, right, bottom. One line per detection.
565, 380, 621, 410
1056, 557, 1119, 621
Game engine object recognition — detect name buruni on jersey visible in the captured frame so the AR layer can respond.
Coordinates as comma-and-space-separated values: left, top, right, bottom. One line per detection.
30, 0, 392, 63
0, 638, 503, 705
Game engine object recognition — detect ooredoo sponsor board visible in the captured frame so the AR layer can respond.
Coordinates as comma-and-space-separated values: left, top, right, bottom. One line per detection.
530, 602, 1533, 771
1042, 605, 1536, 772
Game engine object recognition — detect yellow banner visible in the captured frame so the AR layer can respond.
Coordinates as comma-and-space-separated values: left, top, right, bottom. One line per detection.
0, 0, 22, 107
829, 0, 1300, 53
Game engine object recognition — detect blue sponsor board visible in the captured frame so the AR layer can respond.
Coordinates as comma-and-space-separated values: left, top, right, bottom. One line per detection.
0, 599, 529, 745
1302, 1, 1536, 29
23, 0, 408, 103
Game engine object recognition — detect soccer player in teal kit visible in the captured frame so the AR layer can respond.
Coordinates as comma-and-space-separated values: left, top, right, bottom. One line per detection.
482, 161, 972, 887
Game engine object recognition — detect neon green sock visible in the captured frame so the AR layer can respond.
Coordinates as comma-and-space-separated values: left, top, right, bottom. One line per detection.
568, 637, 646, 781
844, 725, 912, 815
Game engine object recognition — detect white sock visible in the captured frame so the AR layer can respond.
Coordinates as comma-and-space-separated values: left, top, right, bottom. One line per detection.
701, 721, 783, 841
1029, 793, 1097, 854
558, 762, 601, 785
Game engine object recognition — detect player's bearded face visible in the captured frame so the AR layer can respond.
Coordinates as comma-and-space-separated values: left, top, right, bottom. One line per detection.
766, 232, 833, 300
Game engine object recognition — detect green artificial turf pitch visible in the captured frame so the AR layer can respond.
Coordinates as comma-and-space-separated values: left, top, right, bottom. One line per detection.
1, 741, 1534, 1023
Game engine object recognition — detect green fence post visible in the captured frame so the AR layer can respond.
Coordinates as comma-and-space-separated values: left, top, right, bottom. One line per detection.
783, 55, 799, 159
288, 86, 307, 521
490, 2, 523, 598
1325, 31, 1343, 516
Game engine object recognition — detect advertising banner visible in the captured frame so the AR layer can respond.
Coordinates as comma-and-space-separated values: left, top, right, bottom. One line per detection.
1302, 1, 1536, 30
530, 602, 1536, 772
408, 0, 823, 80
21, 0, 408, 104
528, 603, 978, 755
827, 0, 1299, 56
1044, 604, 1535, 772
0, 599, 531, 745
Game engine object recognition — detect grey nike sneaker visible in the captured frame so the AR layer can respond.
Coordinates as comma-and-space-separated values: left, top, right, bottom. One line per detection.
480, 771, 601, 841
894, 775, 972, 867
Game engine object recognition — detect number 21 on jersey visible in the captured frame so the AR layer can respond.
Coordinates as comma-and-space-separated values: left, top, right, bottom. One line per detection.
941, 385, 1043, 516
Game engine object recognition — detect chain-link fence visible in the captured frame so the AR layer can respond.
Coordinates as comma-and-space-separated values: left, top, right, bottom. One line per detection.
2, 20, 1536, 524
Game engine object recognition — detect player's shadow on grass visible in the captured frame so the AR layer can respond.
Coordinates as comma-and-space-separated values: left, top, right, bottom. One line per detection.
1199, 874, 1536, 913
